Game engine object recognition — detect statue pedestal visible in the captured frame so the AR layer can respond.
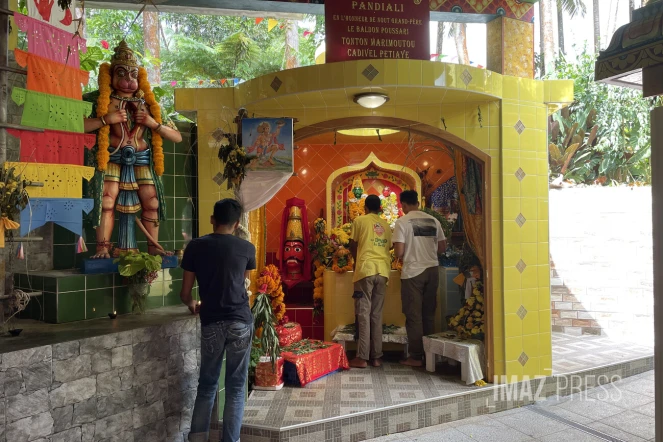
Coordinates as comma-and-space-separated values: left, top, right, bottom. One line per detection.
81, 255, 179, 274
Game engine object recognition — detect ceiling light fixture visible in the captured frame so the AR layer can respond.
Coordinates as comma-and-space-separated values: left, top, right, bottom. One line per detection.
337, 128, 400, 137
353, 92, 389, 109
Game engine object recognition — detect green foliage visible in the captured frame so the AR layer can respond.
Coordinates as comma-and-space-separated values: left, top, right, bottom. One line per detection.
422, 208, 454, 240
251, 292, 281, 372
546, 46, 660, 184
114, 251, 162, 278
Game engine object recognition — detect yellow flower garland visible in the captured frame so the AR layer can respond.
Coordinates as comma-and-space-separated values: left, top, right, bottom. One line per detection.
256, 264, 286, 322
95, 65, 164, 176
137, 67, 165, 176
95, 63, 112, 172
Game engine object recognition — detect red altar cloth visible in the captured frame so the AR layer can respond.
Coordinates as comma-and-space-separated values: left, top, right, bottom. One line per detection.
276, 322, 303, 347
281, 339, 349, 387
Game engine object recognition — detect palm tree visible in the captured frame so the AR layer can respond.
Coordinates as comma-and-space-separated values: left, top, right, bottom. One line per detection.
436, 22, 445, 59
143, 11, 161, 84
284, 20, 299, 70
539, 0, 554, 75
593, 0, 600, 52
452, 23, 469, 65
556, 0, 587, 55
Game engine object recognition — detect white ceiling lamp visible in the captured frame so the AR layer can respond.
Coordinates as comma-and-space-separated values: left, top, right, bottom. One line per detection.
353, 92, 389, 109
337, 128, 399, 137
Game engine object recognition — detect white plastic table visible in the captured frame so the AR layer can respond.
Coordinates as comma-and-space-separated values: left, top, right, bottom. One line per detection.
422, 332, 485, 385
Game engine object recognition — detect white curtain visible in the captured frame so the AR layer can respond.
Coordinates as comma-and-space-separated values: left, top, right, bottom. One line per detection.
239, 170, 292, 212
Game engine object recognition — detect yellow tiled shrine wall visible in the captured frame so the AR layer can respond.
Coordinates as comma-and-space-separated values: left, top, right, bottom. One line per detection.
175, 61, 573, 381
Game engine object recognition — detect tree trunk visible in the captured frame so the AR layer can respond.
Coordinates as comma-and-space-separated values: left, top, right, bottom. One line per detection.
540, 0, 555, 74
284, 20, 300, 70
593, 0, 601, 53
436, 21, 445, 59
143, 11, 160, 84
453, 23, 469, 65
557, 0, 565, 55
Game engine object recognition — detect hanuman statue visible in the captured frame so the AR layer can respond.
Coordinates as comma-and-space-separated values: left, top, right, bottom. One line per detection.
83, 41, 182, 258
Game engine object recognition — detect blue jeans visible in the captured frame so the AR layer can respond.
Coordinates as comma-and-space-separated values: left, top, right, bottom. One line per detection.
189, 321, 253, 442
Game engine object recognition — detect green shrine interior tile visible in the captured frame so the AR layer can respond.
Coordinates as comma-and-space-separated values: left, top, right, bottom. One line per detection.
43, 292, 57, 323
28, 275, 43, 292
175, 198, 194, 220
148, 278, 166, 298
53, 245, 77, 270
146, 295, 164, 310
43, 276, 57, 293
86, 273, 114, 290
164, 291, 181, 307
57, 274, 86, 292
57, 291, 86, 323
173, 176, 191, 198
164, 196, 176, 220
53, 224, 76, 245
161, 175, 175, 195
164, 153, 176, 176
169, 267, 183, 280
114, 286, 132, 315
86, 288, 114, 319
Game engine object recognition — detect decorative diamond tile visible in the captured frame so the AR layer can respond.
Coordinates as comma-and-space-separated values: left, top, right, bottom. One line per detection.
515, 120, 526, 135
517, 305, 528, 320
212, 172, 224, 186
515, 167, 526, 181
515, 213, 527, 228
271, 76, 282, 92
518, 352, 529, 367
362, 64, 379, 81
516, 259, 527, 274
461, 69, 472, 86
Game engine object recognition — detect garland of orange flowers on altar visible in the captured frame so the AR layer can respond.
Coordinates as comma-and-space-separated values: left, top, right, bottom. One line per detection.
95, 63, 111, 172
332, 247, 354, 273
449, 281, 485, 339
310, 218, 331, 316
255, 264, 286, 322
95, 65, 164, 176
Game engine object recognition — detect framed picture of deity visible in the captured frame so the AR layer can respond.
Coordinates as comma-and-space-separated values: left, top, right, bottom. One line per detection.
242, 118, 294, 173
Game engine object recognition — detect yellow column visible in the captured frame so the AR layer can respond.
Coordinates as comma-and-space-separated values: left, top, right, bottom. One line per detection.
487, 17, 535, 79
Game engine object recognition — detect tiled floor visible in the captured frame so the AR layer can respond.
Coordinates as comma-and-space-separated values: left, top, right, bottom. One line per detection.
370, 369, 656, 442
243, 333, 654, 431
552, 333, 653, 373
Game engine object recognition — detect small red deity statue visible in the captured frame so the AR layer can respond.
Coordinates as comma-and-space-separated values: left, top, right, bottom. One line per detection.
279, 198, 311, 288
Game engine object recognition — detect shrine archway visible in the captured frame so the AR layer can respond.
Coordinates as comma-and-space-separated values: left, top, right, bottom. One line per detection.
295, 116, 494, 378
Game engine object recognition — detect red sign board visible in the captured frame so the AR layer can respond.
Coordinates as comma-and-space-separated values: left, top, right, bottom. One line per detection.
324, 0, 431, 63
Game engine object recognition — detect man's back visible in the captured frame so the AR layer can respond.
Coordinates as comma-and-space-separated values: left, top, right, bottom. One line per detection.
393, 211, 444, 279
181, 233, 255, 325
351, 213, 392, 283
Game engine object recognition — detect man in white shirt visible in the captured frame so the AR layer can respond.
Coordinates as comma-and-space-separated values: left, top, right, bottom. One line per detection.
392, 191, 446, 367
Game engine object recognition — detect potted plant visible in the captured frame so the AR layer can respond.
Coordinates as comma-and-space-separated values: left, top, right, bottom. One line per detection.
251, 283, 283, 390
114, 251, 162, 314
0, 166, 29, 246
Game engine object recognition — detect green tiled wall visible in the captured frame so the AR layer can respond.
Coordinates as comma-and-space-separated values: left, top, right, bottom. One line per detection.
14, 268, 199, 323
53, 121, 198, 270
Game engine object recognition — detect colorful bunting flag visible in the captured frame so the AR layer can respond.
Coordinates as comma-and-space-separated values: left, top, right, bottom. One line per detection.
268, 18, 278, 32
303, 30, 312, 38
256, 17, 264, 25
76, 235, 87, 253
221, 79, 227, 85
170, 80, 177, 86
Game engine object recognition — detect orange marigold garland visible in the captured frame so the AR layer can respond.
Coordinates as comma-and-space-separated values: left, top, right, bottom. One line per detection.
95, 63, 112, 172
332, 247, 354, 273
256, 264, 286, 322
137, 67, 164, 176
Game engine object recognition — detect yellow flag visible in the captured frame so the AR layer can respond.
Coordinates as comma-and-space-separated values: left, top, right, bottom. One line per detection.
8, 0, 17, 51
268, 18, 278, 32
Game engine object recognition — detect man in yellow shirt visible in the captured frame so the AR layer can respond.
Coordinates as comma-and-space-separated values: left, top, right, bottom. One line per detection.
349, 195, 392, 368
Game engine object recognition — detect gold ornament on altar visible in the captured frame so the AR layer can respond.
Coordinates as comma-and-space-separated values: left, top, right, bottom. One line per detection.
285, 206, 303, 241
110, 40, 140, 68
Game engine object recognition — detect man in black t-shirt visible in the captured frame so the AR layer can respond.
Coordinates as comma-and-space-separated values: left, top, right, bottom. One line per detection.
181, 199, 256, 442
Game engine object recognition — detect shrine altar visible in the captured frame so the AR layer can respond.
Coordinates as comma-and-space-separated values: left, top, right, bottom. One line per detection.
281, 339, 350, 387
